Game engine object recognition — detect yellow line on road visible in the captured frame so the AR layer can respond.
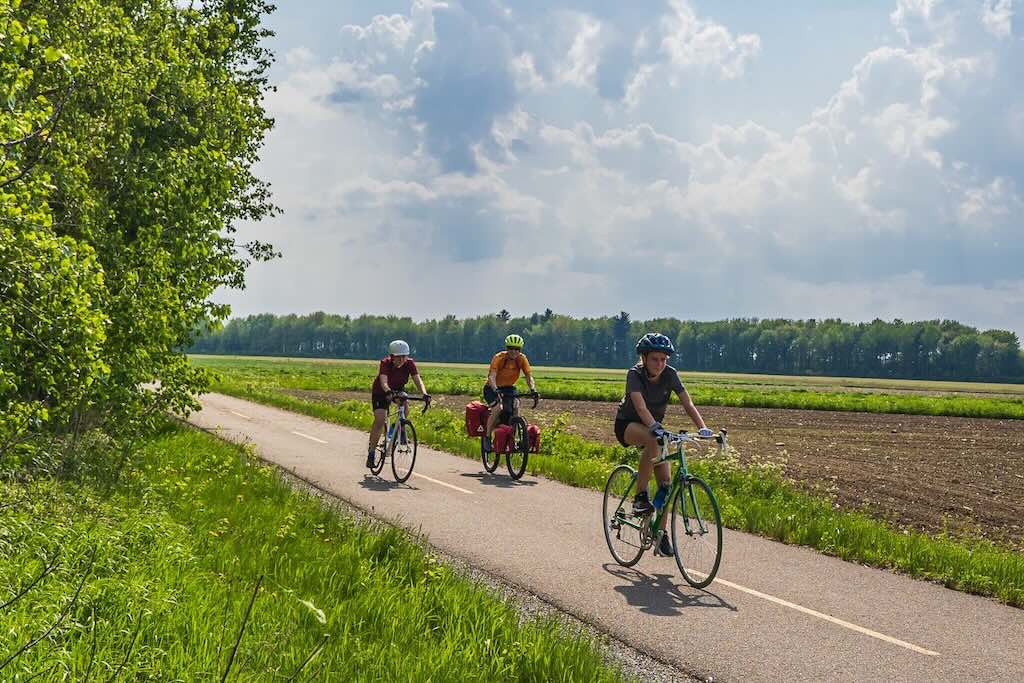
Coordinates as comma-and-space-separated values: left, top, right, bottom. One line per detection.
230, 410, 252, 420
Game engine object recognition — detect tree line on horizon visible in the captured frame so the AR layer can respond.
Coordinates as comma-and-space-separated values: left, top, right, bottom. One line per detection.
191, 311, 1024, 382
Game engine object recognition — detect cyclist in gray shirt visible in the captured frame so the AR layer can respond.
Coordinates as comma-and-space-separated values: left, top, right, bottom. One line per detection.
614, 333, 713, 556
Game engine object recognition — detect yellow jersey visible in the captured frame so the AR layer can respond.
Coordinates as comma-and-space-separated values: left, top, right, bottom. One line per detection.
489, 351, 531, 387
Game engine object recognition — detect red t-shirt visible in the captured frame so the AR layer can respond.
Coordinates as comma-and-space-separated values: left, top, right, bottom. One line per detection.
371, 356, 418, 396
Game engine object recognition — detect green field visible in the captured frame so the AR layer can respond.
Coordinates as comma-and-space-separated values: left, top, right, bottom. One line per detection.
201, 359, 1024, 608
0, 424, 631, 681
192, 355, 1024, 420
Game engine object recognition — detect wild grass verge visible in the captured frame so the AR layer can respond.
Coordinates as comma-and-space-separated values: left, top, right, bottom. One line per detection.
0, 423, 631, 681
212, 379, 1024, 609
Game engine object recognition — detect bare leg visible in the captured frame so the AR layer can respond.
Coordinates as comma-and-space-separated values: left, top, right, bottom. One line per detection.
655, 461, 672, 531
368, 408, 387, 452
623, 422, 660, 495
485, 402, 500, 441
624, 422, 673, 530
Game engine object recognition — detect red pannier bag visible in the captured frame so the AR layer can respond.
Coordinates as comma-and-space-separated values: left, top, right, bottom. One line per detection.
464, 401, 490, 438
527, 424, 541, 453
492, 424, 514, 453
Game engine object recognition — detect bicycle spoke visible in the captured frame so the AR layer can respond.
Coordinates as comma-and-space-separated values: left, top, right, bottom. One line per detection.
391, 420, 417, 483
602, 465, 645, 566
507, 417, 529, 480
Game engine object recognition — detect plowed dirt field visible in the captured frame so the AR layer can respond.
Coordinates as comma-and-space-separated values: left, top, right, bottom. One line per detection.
287, 389, 1024, 549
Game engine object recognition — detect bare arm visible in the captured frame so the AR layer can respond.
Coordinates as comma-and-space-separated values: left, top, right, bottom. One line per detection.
524, 371, 536, 393
678, 388, 707, 430
412, 373, 427, 395
378, 373, 391, 393
629, 391, 658, 428
487, 370, 498, 390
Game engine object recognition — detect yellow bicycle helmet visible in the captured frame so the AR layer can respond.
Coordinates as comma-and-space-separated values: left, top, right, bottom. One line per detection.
504, 334, 525, 349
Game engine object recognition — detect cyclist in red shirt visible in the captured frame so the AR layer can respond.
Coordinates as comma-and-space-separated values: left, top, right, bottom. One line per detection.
367, 340, 430, 467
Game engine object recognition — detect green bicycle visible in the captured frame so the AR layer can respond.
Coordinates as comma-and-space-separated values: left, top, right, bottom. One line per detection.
602, 428, 727, 588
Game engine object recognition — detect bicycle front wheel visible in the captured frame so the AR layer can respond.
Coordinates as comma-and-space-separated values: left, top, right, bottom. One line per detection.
507, 417, 529, 480
482, 430, 500, 473
390, 419, 417, 483
670, 476, 722, 588
602, 465, 645, 566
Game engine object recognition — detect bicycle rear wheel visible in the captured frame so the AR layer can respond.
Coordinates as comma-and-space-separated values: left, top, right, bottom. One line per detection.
481, 430, 500, 473
670, 476, 722, 588
390, 419, 417, 483
506, 417, 529, 480
602, 465, 645, 566
370, 433, 387, 476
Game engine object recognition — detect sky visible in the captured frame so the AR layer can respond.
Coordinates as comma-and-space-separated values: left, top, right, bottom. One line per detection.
219, 0, 1024, 337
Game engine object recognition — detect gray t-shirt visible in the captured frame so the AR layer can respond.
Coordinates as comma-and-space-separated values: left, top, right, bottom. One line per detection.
615, 363, 685, 423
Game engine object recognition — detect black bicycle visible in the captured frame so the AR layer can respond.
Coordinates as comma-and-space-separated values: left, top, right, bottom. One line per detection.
370, 392, 431, 483
481, 387, 539, 480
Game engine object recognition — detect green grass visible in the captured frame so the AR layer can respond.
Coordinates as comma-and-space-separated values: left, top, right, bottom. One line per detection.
192, 355, 1024, 420
210, 378, 1024, 609
0, 424, 631, 681
192, 354, 1024, 396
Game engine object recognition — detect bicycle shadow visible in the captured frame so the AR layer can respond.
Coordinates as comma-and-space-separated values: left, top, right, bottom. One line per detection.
358, 475, 415, 492
458, 472, 538, 488
602, 563, 736, 617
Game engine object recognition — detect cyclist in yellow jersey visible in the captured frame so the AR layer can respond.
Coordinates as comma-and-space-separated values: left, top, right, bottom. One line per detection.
482, 334, 539, 452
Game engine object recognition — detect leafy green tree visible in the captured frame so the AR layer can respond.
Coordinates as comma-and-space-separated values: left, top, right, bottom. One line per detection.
2, 0, 278, 466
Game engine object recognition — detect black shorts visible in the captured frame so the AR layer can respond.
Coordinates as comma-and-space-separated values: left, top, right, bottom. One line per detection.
614, 419, 639, 447
371, 394, 389, 411
483, 384, 516, 406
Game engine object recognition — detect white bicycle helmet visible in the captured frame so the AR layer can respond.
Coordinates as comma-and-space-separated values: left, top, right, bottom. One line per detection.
388, 339, 411, 355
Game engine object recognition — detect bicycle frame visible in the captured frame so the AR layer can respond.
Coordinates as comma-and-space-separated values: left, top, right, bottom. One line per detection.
610, 431, 723, 546
381, 401, 409, 452
380, 393, 429, 452
493, 387, 539, 424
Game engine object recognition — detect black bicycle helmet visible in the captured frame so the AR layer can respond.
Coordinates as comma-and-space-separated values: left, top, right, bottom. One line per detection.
635, 332, 675, 355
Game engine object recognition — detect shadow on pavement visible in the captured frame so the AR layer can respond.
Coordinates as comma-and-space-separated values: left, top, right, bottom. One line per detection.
358, 475, 416, 492
459, 472, 539, 488
603, 563, 736, 616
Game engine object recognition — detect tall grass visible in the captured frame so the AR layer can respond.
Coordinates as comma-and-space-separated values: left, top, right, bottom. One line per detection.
211, 379, 1024, 609
0, 424, 630, 681
193, 356, 1024, 420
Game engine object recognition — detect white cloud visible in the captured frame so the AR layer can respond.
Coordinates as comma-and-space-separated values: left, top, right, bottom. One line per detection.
222, 0, 1024, 338
982, 0, 1015, 38
891, 0, 954, 45
284, 46, 315, 68
510, 52, 545, 91
558, 15, 603, 87
658, 0, 761, 81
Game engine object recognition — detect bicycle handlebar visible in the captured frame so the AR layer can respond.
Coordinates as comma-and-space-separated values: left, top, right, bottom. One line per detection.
493, 387, 540, 409
390, 392, 432, 414
656, 428, 728, 450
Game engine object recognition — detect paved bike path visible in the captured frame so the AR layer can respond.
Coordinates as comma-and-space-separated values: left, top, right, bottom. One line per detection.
189, 393, 1024, 682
